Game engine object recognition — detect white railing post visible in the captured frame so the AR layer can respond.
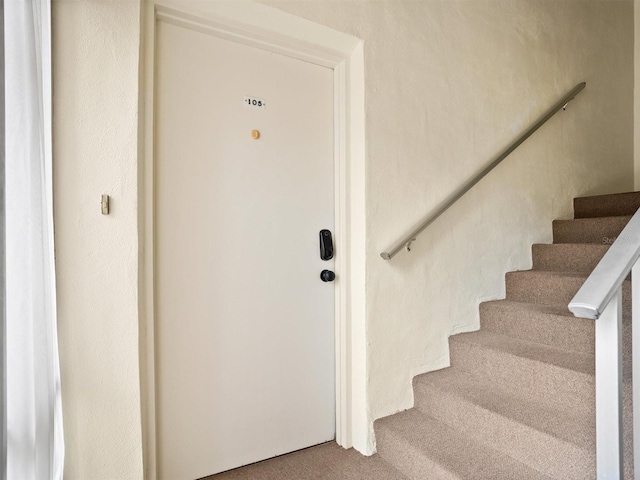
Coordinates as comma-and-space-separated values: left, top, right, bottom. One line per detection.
596, 287, 624, 479
633, 262, 640, 480
569, 209, 640, 479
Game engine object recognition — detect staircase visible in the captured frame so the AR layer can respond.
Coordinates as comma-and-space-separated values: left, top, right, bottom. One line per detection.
374, 191, 640, 480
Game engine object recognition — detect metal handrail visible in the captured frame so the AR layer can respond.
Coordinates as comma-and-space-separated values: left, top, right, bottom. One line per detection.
380, 82, 587, 260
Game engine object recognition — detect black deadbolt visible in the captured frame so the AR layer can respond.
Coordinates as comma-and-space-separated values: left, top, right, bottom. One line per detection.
320, 270, 336, 282
319, 230, 334, 261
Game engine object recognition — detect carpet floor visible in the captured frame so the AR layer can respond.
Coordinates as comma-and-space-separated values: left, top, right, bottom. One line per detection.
204, 441, 407, 480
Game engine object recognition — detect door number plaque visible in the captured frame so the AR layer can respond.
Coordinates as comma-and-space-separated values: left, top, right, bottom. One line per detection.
244, 96, 267, 110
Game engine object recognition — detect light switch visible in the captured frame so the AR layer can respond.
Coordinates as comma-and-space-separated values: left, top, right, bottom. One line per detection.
101, 195, 110, 215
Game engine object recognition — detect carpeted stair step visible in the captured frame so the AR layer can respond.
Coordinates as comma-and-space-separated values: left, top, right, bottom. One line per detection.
505, 270, 631, 317
553, 216, 631, 244
374, 409, 553, 480
480, 300, 632, 357
532, 244, 609, 273
413, 368, 594, 479
449, 330, 594, 414
574, 192, 640, 219
505, 271, 586, 307
480, 300, 594, 353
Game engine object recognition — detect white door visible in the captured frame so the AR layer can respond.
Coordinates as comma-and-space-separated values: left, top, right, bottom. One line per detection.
154, 19, 336, 480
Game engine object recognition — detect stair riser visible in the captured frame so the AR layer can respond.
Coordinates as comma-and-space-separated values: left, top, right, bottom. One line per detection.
553, 217, 631, 244
532, 244, 609, 274
480, 303, 594, 354
574, 192, 640, 219
505, 274, 631, 317
413, 382, 594, 480
505, 272, 584, 306
375, 427, 461, 480
480, 309, 632, 366
450, 338, 594, 414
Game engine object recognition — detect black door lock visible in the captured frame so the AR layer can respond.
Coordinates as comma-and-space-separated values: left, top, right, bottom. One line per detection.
319, 230, 334, 261
320, 270, 336, 282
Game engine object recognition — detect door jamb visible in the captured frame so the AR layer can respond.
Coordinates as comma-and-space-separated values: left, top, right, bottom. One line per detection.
138, 2, 368, 478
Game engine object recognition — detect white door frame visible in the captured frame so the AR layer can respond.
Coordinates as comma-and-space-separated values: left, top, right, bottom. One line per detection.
138, 1, 368, 478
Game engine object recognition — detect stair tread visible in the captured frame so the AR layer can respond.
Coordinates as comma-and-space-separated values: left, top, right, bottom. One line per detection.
508, 269, 587, 280
450, 330, 593, 376
414, 367, 593, 450
532, 242, 609, 253
482, 299, 578, 319
376, 409, 553, 480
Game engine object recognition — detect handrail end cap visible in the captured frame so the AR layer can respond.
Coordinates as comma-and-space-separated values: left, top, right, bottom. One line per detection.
568, 302, 599, 320
380, 252, 392, 260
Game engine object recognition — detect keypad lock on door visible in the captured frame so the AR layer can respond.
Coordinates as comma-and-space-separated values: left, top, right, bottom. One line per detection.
319, 230, 334, 260
319, 230, 335, 282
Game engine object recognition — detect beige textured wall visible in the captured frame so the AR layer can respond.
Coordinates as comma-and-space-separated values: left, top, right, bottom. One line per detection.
52, 0, 144, 478
52, 0, 633, 476
257, 0, 634, 423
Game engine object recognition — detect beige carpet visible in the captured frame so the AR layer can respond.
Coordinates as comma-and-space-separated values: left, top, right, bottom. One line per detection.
204, 442, 407, 480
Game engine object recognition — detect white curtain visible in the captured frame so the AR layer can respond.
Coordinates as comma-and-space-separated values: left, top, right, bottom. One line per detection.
5, 0, 64, 478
